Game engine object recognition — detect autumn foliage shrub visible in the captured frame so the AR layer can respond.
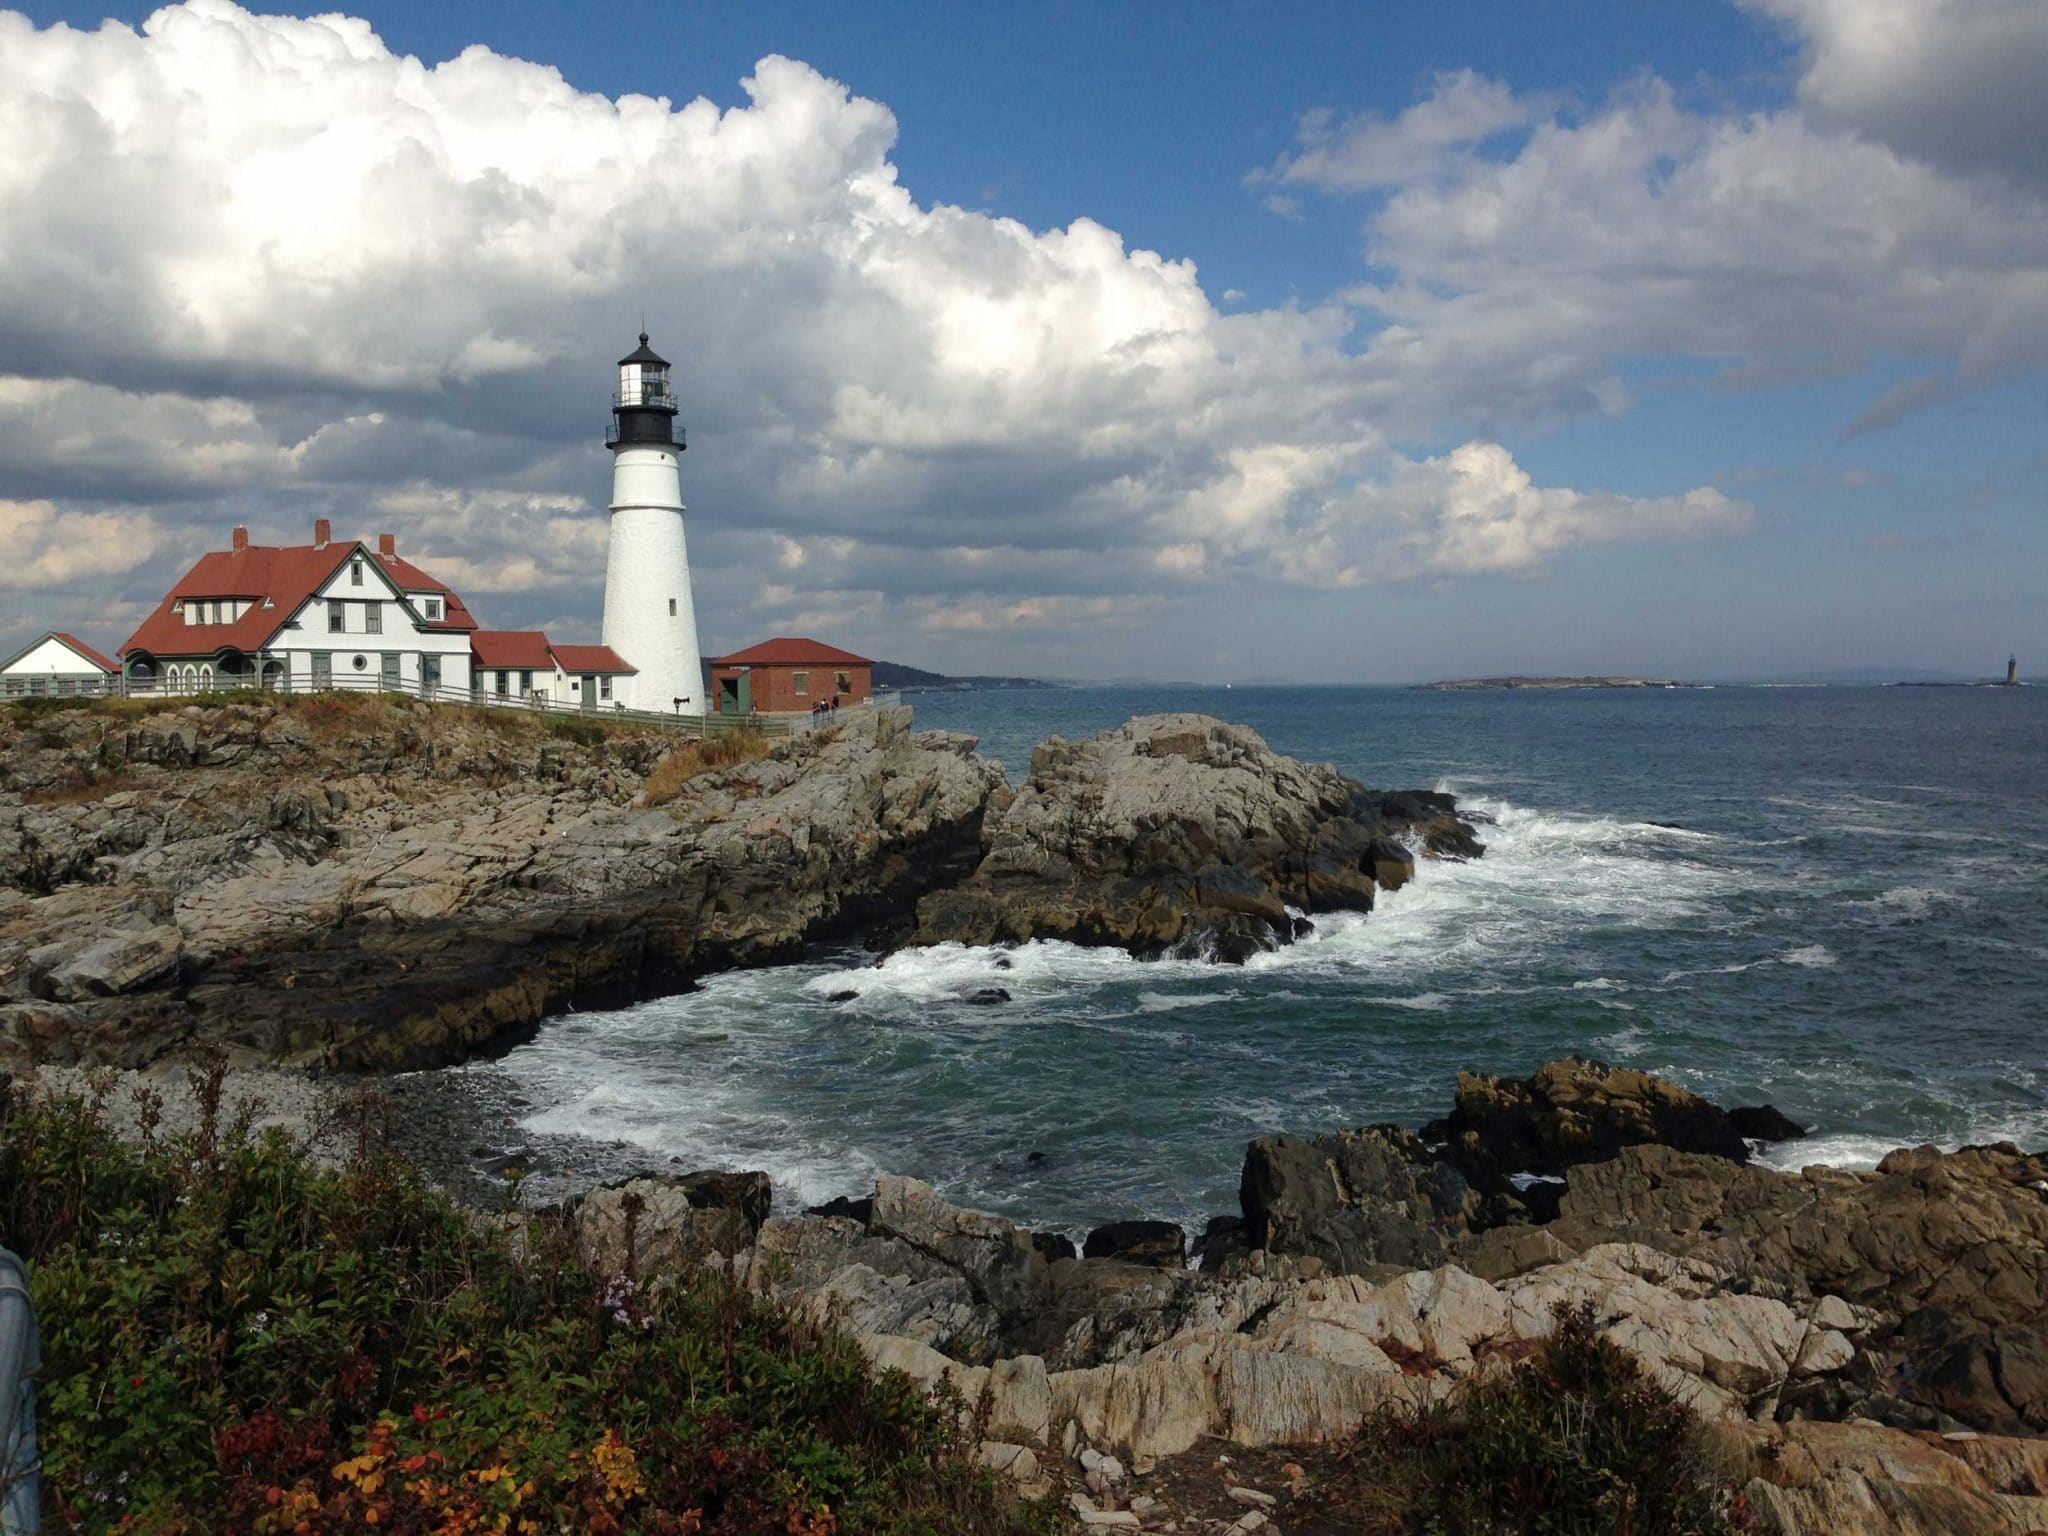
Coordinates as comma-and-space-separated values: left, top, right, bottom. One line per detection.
1331, 1301, 1758, 1535
0, 1062, 1047, 1534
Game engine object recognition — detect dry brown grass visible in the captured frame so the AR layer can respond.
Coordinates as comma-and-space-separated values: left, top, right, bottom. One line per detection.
23, 771, 140, 807
640, 728, 771, 806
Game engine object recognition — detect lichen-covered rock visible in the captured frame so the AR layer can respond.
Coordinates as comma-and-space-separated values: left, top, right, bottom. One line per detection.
913, 714, 1480, 961
567, 1171, 769, 1276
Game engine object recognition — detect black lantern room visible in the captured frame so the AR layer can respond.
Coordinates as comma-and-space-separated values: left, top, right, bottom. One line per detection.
608, 333, 685, 450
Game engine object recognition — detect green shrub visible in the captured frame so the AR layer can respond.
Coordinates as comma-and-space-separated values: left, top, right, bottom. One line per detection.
1331, 1303, 1757, 1535
1, 1062, 1047, 1535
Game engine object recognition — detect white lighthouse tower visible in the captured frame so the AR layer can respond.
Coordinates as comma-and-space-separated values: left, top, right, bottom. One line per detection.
602, 333, 703, 713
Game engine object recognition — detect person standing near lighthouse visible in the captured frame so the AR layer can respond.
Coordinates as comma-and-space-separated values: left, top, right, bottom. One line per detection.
602, 334, 704, 713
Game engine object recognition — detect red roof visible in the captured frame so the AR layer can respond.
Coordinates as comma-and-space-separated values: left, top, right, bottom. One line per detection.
470, 630, 558, 669
120, 535, 478, 658
122, 541, 354, 658
49, 633, 119, 673
549, 643, 635, 675
380, 553, 479, 632
708, 636, 872, 668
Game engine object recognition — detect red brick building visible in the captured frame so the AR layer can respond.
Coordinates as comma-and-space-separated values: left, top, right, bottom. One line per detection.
707, 637, 872, 715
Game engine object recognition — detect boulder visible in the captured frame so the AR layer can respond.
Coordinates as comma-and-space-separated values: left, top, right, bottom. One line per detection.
569, 1173, 763, 1277
1082, 1220, 1187, 1269
1239, 1123, 1495, 1275
1422, 1056, 1803, 1197
871, 1175, 1051, 1325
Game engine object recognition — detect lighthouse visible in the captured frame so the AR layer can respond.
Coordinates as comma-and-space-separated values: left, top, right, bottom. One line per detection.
602, 333, 703, 713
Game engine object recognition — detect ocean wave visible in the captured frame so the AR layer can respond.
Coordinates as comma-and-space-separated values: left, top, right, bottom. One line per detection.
1779, 943, 1837, 968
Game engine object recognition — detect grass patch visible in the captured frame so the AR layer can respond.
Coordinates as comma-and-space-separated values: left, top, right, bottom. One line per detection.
642, 730, 773, 807
2, 1061, 1048, 1534
1325, 1303, 1758, 1535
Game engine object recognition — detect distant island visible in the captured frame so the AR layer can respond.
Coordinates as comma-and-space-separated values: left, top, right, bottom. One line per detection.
1419, 675, 1697, 691
874, 660, 1062, 692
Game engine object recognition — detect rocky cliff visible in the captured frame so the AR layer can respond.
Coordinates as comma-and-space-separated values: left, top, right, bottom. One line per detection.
0, 701, 1477, 1068
0, 697, 1004, 1068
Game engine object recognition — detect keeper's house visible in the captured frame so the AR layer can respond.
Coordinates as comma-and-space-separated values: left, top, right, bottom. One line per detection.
470, 630, 636, 710
708, 637, 873, 715
0, 632, 119, 698
118, 520, 477, 693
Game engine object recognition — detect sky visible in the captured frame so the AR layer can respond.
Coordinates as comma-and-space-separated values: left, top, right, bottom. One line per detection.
0, 0, 2043, 683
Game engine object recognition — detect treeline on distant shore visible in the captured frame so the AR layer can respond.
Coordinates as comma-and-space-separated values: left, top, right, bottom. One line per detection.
873, 660, 1062, 691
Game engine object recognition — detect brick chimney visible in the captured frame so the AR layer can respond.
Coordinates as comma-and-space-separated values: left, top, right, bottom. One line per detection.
378, 532, 396, 558
313, 518, 332, 547
232, 525, 249, 553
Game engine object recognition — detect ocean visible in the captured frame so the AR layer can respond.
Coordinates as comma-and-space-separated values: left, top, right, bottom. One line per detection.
473, 683, 2048, 1239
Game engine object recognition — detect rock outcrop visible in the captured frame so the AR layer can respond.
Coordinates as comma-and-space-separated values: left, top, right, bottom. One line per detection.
1421, 1055, 1805, 1213
0, 699, 1004, 1068
1555, 1139, 2048, 1434
1238, 1123, 1499, 1274
914, 715, 1482, 962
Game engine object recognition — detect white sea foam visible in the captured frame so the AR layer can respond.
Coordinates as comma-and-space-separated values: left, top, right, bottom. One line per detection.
1134, 990, 1235, 1013
1846, 885, 1972, 922
1779, 943, 1837, 968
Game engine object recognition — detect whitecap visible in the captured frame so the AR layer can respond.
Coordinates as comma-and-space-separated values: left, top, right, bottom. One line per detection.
1779, 944, 1837, 968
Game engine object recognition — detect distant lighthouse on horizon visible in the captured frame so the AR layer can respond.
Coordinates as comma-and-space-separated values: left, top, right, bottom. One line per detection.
602, 333, 703, 713
2007, 654, 2019, 686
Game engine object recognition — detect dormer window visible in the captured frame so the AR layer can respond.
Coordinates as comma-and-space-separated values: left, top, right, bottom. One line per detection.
422, 597, 443, 621
350, 558, 364, 587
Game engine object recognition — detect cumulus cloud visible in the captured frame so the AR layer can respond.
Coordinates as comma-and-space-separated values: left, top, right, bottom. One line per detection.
1259, 69, 1540, 193
1287, 71, 2048, 439
0, 1, 1765, 667
1746, 0, 2048, 189
0, 498, 161, 589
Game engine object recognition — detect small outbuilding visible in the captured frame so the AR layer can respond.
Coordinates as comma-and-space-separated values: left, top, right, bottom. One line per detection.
707, 637, 873, 715
0, 632, 120, 698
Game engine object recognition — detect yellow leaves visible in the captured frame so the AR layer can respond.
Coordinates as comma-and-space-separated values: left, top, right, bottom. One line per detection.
592, 1430, 645, 1504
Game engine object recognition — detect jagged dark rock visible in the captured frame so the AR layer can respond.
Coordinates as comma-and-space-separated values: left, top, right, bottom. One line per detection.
1239, 1123, 1505, 1275
1420, 1055, 1802, 1198
913, 714, 1481, 961
1082, 1219, 1187, 1269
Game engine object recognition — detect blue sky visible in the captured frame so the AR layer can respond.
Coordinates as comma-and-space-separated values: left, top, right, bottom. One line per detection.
2, 0, 2043, 681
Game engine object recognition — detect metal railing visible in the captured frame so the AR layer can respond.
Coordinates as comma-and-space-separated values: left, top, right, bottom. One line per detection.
611, 386, 676, 409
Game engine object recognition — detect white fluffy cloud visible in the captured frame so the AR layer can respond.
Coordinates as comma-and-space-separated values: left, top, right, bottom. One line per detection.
0, 0, 1747, 665
0, 498, 161, 589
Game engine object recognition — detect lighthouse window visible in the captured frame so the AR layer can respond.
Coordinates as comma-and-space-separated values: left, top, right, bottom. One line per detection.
668, 599, 677, 616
